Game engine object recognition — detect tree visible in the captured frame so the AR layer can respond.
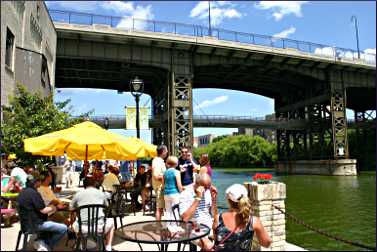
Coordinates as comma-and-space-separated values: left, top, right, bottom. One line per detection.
193, 135, 277, 168
1, 84, 92, 167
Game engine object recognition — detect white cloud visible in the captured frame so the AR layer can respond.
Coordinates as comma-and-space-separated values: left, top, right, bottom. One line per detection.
194, 96, 229, 111
364, 48, 376, 55
190, 1, 243, 26
313, 47, 376, 63
45, 1, 101, 12
255, 1, 308, 21
314, 46, 335, 57
272, 27, 296, 39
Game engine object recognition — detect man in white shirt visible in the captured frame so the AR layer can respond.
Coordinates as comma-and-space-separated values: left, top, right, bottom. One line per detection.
179, 173, 218, 251
151, 145, 168, 221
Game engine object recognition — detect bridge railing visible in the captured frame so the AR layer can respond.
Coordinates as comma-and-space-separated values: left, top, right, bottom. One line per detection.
49, 9, 376, 66
71, 114, 286, 122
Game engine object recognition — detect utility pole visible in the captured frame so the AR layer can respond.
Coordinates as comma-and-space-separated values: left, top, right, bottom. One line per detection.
208, 1, 212, 36
351, 15, 360, 59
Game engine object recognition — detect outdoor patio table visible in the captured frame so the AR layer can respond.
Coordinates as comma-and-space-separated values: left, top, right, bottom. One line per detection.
1, 192, 19, 209
116, 220, 210, 252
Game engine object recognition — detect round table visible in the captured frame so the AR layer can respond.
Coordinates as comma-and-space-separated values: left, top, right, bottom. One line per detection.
117, 220, 210, 251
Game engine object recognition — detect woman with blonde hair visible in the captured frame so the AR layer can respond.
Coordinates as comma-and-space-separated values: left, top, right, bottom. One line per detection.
213, 184, 271, 251
162, 156, 183, 228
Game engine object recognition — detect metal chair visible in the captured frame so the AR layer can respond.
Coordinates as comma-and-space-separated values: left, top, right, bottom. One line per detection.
143, 187, 156, 216
172, 204, 198, 252
74, 204, 107, 251
106, 188, 134, 230
15, 204, 40, 251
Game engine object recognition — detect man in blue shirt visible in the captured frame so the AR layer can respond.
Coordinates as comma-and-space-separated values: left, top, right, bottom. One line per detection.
176, 147, 198, 188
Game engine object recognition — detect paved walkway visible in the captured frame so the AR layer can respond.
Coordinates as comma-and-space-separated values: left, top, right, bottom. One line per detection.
1, 185, 307, 251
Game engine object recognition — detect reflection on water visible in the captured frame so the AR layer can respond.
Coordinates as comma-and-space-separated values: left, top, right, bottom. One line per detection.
212, 169, 376, 251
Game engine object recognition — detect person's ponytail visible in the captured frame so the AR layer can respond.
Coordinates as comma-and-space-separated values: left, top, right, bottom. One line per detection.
238, 196, 252, 225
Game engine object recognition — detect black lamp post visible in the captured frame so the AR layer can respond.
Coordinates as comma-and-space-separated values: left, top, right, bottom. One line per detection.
208, 1, 212, 36
351, 15, 360, 59
129, 76, 144, 139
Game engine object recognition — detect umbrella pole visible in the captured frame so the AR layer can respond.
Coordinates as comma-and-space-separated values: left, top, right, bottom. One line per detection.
85, 145, 88, 163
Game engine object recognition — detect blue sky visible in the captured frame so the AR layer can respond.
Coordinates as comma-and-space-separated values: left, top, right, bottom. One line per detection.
48, 1, 376, 143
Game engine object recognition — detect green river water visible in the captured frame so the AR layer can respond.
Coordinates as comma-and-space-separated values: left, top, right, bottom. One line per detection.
212, 169, 376, 251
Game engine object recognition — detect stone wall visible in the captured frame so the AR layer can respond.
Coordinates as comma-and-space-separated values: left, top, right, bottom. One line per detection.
1, 1, 56, 108
244, 181, 286, 251
275, 159, 357, 175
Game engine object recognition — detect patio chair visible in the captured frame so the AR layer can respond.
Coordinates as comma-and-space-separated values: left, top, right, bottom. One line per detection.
15, 205, 40, 251
143, 187, 156, 216
74, 204, 107, 251
171, 204, 198, 252
106, 188, 134, 230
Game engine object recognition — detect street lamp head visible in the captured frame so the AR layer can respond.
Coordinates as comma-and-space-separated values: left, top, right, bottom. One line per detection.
130, 76, 144, 97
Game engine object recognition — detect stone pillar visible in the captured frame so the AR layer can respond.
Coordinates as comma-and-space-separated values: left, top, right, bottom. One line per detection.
244, 181, 286, 251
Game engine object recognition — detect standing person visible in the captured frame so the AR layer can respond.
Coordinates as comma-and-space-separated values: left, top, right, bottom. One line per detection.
176, 147, 196, 188
213, 184, 271, 251
151, 145, 168, 221
199, 153, 213, 177
162, 156, 183, 227
179, 173, 218, 251
69, 176, 115, 251
17, 172, 67, 251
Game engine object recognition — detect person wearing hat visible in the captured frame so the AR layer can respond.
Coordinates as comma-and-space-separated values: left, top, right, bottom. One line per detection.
17, 171, 68, 251
212, 184, 271, 251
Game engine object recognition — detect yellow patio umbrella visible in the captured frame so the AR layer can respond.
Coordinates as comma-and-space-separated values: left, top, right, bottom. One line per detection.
105, 133, 157, 160
23, 121, 139, 161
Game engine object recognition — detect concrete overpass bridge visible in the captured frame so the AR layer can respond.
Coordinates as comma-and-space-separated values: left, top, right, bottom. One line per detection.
49, 9, 375, 173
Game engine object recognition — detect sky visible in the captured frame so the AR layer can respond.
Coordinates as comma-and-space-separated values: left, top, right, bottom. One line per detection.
47, 1, 376, 143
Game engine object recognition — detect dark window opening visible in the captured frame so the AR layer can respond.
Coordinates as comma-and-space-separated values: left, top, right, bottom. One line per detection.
5, 28, 15, 69
41, 55, 50, 88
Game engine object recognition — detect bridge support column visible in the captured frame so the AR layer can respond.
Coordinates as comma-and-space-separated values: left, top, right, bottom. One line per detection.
167, 49, 193, 155
168, 72, 193, 155
151, 87, 169, 146
329, 71, 349, 159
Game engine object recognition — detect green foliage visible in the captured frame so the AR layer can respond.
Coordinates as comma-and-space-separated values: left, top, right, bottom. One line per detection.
193, 135, 277, 168
348, 128, 376, 171
1, 84, 91, 167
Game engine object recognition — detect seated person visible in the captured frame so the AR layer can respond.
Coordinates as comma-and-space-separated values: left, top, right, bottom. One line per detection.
179, 173, 217, 251
1, 169, 22, 194
37, 170, 69, 224
17, 172, 67, 251
102, 165, 120, 193
213, 184, 271, 251
69, 176, 115, 251
131, 165, 148, 210
10, 163, 28, 188
141, 168, 153, 211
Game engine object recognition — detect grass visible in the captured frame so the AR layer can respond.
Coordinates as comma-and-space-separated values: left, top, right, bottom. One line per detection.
214, 167, 273, 172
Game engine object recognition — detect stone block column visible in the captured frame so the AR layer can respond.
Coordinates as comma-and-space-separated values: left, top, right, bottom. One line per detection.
244, 181, 286, 251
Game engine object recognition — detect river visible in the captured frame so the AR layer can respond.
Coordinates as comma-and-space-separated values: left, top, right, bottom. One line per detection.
212, 169, 376, 251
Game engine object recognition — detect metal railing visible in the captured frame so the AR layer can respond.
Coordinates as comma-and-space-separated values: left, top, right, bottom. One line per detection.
48, 9, 376, 66
71, 114, 280, 122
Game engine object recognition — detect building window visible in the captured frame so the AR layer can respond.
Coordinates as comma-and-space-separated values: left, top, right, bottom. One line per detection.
36, 5, 40, 20
5, 28, 15, 69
